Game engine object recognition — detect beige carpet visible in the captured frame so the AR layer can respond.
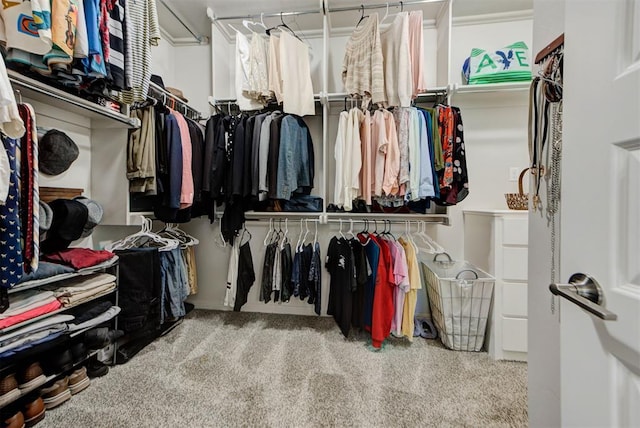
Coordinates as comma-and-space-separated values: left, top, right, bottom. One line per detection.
42, 310, 527, 427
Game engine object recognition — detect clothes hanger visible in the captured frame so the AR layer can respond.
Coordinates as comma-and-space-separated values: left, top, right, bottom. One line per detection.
313, 221, 318, 247
279, 219, 289, 250
379, 3, 390, 25
338, 219, 346, 240
266, 12, 303, 43
264, 218, 274, 246
295, 219, 304, 252
240, 226, 252, 245
356, 5, 369, 28
301, 219, 310, 250
346, 219, 356, 240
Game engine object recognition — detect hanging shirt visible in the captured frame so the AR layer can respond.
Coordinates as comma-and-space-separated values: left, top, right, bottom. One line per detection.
268, 34, 282, 103
342, 13, 385, 106
370, 235, 395, 349
73, 0, 88, 58
276, 115, 314, 200
380, 12, 412, 107
381, 110, 400, 196
118, 0, 160, 103
408, 108, 421, 200
0, 56, 25, 139
372, 109, 387, 197
0, 137, 24, 289
248, 33, 270, 102
417, 110, 435, 198
172, 111, 194, 208
258, 111, 278, 196
359, 110, 373, 205
43, 0, 78, 67
333, 110, 348, 208
224, 238, 240, 308
343, 108, 362, 209
107, 0, 126, 89
82, 0, 107, 77
279, 31, 315, 117
393, 107, 410, 192
408, 10, 426, 97
358, 233, 379, 331
235, 31, 264, 111
389, 240, 409, 337
399, 237, 422, 341
326, 236, 355, 338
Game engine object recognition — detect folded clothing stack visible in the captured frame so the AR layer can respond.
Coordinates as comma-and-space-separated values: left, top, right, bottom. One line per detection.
0, 314, 73, 358
41, 248, 116, 271
49, 273, 116, 308
0, 291, 62, 330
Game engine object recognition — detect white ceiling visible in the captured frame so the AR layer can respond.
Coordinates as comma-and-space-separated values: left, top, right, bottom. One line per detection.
158, 0, 533, 43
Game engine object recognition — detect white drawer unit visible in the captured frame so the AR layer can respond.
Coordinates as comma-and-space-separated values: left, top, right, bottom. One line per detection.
463, 210, 529, 361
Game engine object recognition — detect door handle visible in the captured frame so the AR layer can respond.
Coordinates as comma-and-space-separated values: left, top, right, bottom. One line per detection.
549, 273, 618, 321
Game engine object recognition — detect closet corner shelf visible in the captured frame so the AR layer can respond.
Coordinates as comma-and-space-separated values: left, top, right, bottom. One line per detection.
452, 82, 531, 95
8, 70, 140, 129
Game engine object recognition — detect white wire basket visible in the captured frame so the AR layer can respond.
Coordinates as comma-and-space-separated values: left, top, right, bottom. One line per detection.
422, 253, 495, 352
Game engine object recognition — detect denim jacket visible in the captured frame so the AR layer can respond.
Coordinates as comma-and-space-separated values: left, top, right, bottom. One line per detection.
275, 115, 314, 199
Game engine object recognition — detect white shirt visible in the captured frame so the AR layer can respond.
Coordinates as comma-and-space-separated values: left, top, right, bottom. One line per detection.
333, 111, 348, 207
0, 55, 25, 140
235, 31, 264, 111
224, 239, 240, 308
279, 31, 315, 116
380, 13, 413, 108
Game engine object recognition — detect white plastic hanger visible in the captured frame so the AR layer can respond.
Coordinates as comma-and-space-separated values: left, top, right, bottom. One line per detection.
313, 220, 318, 247
346, 219, 356, 240
338, 219, 346, 240
379, 3, 391, 25
279, 219, 289, 250
107, 217, 179, 252
264, 218, 274, 246
295, 219, 304, 252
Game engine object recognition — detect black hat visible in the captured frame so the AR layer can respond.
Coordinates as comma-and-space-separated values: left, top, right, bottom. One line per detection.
39, 130, 79, 176
41, 199, 88, 253
150, 74, 165, 90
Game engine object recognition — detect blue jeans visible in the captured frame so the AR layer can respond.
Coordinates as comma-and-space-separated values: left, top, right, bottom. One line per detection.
159, 248, 188, 323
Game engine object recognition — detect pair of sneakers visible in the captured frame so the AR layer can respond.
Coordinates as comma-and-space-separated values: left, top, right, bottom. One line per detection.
40, 366, 90, 410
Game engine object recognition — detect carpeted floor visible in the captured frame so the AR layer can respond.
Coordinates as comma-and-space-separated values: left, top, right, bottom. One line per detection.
42, 310, 527, 427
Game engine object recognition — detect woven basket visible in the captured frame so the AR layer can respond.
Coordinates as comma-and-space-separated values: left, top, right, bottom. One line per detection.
504, 168, 529, 210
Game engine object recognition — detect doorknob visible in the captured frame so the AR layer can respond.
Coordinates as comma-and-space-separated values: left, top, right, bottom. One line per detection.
549, 273, 618, 321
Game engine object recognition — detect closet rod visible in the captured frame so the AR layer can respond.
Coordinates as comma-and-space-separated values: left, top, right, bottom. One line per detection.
157, 0, 208, 44
328, 0, 445, 13
212, 8, 321, 22
148, 82, 204, 120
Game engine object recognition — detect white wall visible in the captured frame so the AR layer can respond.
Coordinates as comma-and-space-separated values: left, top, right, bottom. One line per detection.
528, 1, 564, 427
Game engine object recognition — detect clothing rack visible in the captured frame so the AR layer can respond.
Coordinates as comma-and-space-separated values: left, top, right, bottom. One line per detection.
209, 8, 322, 22
328, 0, 446, 13
147, 82, 205, 121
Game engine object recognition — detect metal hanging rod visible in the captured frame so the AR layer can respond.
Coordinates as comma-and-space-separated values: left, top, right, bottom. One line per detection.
328, 0, 445, 14
148, 82, 204, 120
158, 0, 207, 43
212, 8, 321, 22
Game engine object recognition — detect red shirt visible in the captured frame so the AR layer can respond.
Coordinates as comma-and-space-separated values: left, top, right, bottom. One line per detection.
370, 236, 395, 348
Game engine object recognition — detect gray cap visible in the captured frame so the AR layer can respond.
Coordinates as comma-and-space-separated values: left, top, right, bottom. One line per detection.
39, 130, 79, 176
74, 196, 104, 238
39, 201, 53, 231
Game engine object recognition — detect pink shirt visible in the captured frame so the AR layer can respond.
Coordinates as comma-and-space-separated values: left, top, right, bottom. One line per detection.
382, 110, 400, 196
388, 240, 410, 336
172, 110, 194, 208
372, 110, 387, 197
408, 11, 426, 98
359, 110, 373, 204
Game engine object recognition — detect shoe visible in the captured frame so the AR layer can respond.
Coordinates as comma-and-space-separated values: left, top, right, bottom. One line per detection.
0, 373, 20, 407
40, 378, 71, 409
17, 363, 47, 391
68, 367, 90, 395
42, 350, 73, 375
70, 342, 87, 365
3, 409, 25, 428
85, 328, 124, 349
86, 360, 108, 378
22, 396, 45, 427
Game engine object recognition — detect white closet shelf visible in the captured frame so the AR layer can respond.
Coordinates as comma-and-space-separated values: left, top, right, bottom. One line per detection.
452, 82, 531, 95
9, 70, 140, 129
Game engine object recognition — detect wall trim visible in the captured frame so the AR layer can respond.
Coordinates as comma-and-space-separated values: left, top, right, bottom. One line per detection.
453, 10, 533, 27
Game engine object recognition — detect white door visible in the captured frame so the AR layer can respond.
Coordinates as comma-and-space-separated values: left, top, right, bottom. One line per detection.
555, 0, 640, 426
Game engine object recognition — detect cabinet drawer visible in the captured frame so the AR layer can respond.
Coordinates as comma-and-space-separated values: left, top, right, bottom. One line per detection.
502, 248, 528, 281
502, 283, 528, 317
502, 318, 528, 352
502, 218, 528, 245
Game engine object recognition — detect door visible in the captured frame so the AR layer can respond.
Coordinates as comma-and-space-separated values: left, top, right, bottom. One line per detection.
558, 0, 640, 426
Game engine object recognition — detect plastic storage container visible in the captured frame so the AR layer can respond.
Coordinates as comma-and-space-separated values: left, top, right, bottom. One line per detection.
422, 253, 495, 351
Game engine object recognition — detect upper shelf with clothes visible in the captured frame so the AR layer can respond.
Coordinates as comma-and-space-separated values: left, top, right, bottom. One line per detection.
8, 70, 140, 130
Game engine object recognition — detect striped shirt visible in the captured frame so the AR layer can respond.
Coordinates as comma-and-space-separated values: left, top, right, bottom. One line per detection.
108, 0, 126, 90
118, 0, 160, 103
